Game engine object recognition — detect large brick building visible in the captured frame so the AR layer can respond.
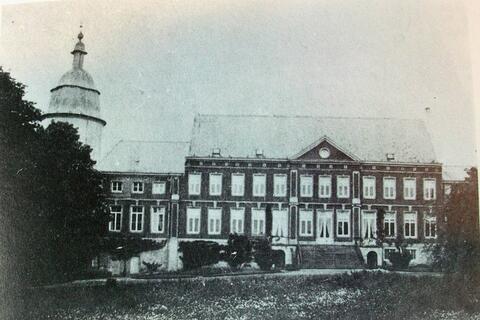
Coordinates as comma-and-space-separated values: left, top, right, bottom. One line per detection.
46, 33, 443, 274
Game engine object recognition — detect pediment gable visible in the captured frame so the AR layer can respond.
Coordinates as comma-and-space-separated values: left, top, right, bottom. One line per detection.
293, 136, 358, 161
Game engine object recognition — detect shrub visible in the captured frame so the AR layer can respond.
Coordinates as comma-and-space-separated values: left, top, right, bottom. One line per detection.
389, 250, 412, 270
225, 234, 253, 268
178, 241, 225, 270
252, 237, 285, 270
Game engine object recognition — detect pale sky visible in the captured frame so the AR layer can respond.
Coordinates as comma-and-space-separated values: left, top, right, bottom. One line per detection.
0, 0, 478, 167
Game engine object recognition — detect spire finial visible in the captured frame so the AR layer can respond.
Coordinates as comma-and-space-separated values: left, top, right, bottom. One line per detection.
78, 24, 84, 41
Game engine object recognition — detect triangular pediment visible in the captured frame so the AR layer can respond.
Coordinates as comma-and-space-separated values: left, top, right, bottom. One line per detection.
292, 136, 359, 161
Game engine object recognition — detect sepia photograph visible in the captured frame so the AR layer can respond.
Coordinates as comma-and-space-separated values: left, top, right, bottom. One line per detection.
0, 0, 479, 319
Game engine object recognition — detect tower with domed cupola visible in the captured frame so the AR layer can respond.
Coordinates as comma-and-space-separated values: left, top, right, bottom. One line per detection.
42, 31, 106, 161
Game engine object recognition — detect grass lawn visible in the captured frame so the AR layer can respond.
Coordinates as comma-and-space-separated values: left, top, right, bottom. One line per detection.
8, 271, 480, 320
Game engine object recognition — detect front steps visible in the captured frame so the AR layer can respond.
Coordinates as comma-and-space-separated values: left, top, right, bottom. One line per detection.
299, 245, 364, 269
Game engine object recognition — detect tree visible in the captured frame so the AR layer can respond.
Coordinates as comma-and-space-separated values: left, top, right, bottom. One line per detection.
430, 167, 480, 278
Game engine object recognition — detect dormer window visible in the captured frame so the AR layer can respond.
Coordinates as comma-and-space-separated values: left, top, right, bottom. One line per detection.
255, 149, 264, 158
212, 148, 221, 157
386, 153, 395, 161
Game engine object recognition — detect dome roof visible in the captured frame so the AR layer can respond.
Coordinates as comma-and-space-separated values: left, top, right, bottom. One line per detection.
56, 68, 97, 91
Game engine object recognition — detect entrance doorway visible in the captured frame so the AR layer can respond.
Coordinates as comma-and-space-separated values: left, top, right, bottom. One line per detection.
367, 251, 378, 269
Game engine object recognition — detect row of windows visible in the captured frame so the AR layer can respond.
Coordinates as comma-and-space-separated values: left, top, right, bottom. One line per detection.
111, 181, 166, 195
109, 205, 165, 233
189, 173, 437, 200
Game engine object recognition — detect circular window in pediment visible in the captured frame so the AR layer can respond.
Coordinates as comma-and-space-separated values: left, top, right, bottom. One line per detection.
319, 147, 331, 159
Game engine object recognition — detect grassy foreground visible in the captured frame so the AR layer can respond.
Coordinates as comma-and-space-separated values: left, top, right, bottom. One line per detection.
9, 271, 480, 320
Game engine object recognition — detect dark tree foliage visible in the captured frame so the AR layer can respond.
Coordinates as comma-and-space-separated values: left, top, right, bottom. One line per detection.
430, 167, 480, 279
0, 68, 109, 287
178, 241, 225, 270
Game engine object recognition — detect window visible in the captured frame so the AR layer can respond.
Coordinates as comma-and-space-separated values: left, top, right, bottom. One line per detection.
385, 248, 396, 260
336, 210, 350, 237
251, 208, 266, 236
109, 205, 122, 232
403, 178, 416, 200
424, 216, 437, 239
130, 206, 144, 232
299, 209, 313, 236
231, 173, 245, 196
300, 175, 313, 197
319, 175, 332, 198
272, 209, 288, 238
423, 178, 436, 200
362, 176, 376, 199
186, 207, 201, 234
208, 208, 222, 235
273, 174, 287, 197
404, 212, 417, 239
111, 181, 123, 193
362, 211, 377, 239
406, 249, 416, 260
209, 173, 222, 196
253, 174, 266, 197
150, 206, 165, 233
383, 177, 396, 199
188, 173, 201, 195
230, 208, 245, 234
444, 184, 452, 196
152, 181, 166, 195
337, 176, 350, 198
384, 212, 396, 238
132, 182, 144, 194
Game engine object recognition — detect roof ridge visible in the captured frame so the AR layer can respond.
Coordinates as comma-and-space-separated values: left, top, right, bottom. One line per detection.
119, 140, 190, 144
195, 113, 424, 122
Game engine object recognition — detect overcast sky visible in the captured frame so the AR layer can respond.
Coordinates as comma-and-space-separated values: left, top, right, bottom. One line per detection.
0, 0, 478, 167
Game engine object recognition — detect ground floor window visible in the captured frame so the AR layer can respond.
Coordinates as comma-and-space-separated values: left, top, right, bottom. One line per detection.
362, 211, 377, 239
230, 208, 245, 234
424, 216, 437, 239
130, 205, 144, 232
384, 212, 396, 238
187, 207, 201, 234
150, 206, 165, 233
208, 208, 222, 235
299, 209, 313, 236
404, 212, 417, 239
109, 205, 122, 232
251, 208, 266, 236
384, 248, 396, 260
272, 209, 288, 238
406, 249, 416, 260
336, 210, 350, 237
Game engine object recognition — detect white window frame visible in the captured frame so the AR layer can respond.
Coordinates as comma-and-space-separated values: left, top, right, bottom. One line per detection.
252, 173, 266, 197
152, 181, 166, 195
318, 175, 332, 198
337, 176, 350, 198
251, 208, 266, 236
404, 212, 417, 239
300, 175, 313, 197
109, 205, 122, 232
111, 181, 123, 193
132, 181, 144, 194
208, 208, 222, 235
384, 211, 396, 238
188, 173, 201, 196
273, 174, 287, 197
299, 209, 313, 236
383, 177, 396, 199
186, 207, 201, 234
230, 208, 245, 234
362, 176, 376, 199
130, 205, 144, 233
209, 173, 223, 196
361, 210, 377, 239
231, 173, 245, 196
423, 178, 437, 200
424, 216, 437, 239
406, 249, 416, 260
150, 206, 165, 233
336, 209, 351, 238
403, 177, 416, 200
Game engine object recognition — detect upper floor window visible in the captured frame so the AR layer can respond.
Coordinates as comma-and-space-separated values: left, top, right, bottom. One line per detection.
251, 208, 266, 236
109, 205, 122, 232
111, 181, 123, 193
132, 182, 144, 194
152, 181, 166, 195
208, 208, 222, 235
299, 209, 313, 236
423, 178, 436, 200
383, 177, 396, 199
300, 175, 313, 197
253, 174, 266, 197
337, 176, 350, 198
318, 175, 331, 198
209, 173, 222, 196
404, 212, 417, 239
403, 178, 416, 200
188, 173, 201, 195
384, 212, 396, 238
150, 206, 165, 233
362, 176, 376, 199
186, 207, 201, 234
130, 205, 144, 232
230, 208, 245, 234
273, 174, 287, 197
231, 173, 245, 196
424, 216, 437, 239
336, 210, 350, 237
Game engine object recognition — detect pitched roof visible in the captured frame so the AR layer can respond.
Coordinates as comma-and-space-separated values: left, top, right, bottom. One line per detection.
97, 140, 190, 174
189, 114, 437, 163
